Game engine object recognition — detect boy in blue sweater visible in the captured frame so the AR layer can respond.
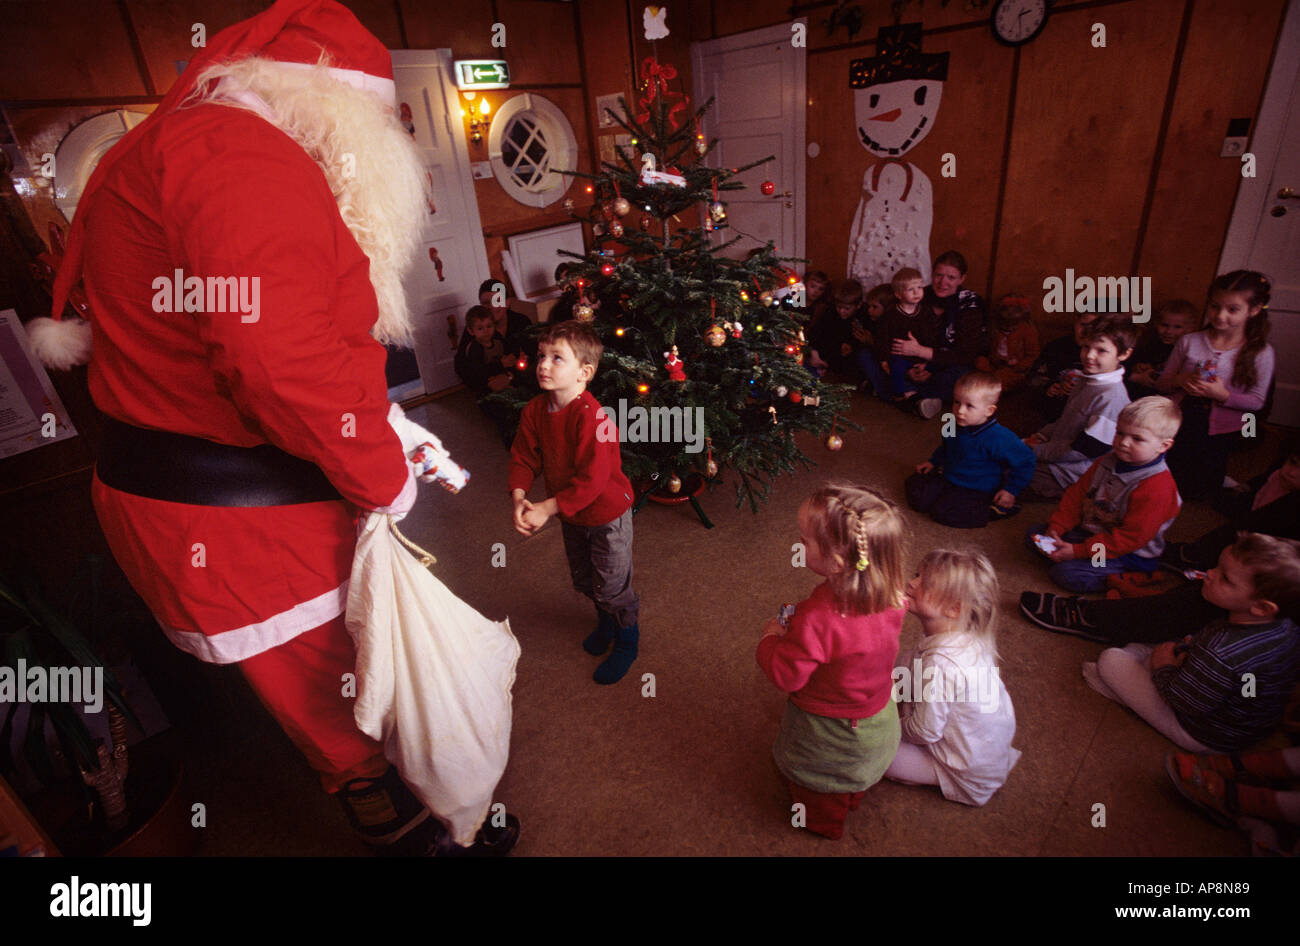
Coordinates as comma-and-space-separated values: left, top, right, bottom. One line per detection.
906, 371, 1036, 528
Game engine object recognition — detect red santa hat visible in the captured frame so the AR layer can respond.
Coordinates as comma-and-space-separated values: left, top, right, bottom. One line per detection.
32, 0, 395, 370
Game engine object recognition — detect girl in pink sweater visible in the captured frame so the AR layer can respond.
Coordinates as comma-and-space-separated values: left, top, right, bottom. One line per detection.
756, 483, 908, 839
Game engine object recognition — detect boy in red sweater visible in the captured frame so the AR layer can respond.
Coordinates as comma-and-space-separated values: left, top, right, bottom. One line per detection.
508, 321, 639, 684
1024, 396, 1183, 594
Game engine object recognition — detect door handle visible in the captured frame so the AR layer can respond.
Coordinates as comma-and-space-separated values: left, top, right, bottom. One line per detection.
1279, 187, 1299, 199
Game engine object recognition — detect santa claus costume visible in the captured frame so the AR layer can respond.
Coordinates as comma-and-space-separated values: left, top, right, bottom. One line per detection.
33, 0, 517, 856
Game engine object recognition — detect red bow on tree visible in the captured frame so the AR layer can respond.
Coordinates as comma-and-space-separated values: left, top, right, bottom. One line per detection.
636, 57, 688, 130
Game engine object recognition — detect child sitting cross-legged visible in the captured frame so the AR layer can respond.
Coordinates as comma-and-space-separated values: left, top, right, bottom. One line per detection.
905, 371, 1035, 528
1023, 395, 1183, 593
885, 548, 1022, 807
1083, 533, 1300, 752
1022, 314, 1135, 501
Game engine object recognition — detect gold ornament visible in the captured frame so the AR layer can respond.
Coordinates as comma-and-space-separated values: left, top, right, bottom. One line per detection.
574, 303, 595, 322
612, 196, 630, 216
708, 202, 727, 223
825, 434, 843, 452
667, 474, 682, 494
694, 137, 708, 156
705, 457, 719, 477
705, 324, 726, 347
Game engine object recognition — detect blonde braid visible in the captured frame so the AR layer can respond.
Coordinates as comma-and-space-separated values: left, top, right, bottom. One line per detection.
852, 508, 870, 571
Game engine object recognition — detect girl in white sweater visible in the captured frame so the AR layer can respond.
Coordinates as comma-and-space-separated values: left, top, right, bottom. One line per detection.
886, 548, 1022, 806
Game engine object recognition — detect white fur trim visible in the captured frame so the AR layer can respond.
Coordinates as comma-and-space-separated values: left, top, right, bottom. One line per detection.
27, 317, 92, 370
276, 61, 396, 108
159, 581, 348, 664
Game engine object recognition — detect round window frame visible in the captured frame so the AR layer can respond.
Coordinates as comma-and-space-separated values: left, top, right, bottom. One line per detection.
487, 93, 577, 208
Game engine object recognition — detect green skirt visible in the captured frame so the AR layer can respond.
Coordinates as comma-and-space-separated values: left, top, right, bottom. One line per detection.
773, 698, 901, 794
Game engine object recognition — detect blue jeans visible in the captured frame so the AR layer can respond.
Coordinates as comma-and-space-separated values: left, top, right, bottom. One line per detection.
1025, 523, 1160, 593
856, 352, 921, 398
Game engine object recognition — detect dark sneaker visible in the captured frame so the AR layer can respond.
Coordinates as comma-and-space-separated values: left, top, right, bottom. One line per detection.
1018, 592, 1107, 641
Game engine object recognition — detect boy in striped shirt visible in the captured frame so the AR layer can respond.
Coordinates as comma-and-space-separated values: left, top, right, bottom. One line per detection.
1082, 533, 1300, 751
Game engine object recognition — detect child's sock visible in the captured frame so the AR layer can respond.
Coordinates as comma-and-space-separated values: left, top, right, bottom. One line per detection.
1081, 661, 1121, 702
582, 608, 617, 656
593, 622, 638, 685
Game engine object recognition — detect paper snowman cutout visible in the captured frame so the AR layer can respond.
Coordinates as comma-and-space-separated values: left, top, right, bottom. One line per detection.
846, 24, 948, 294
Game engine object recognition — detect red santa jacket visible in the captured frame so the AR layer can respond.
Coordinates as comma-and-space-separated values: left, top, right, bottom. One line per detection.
85, 103, 412, 664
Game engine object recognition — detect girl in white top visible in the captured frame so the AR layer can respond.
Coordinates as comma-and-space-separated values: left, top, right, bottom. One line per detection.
886, 548, 1021, 806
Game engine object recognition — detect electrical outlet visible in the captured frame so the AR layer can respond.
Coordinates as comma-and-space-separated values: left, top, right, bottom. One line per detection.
1220, 137, 1248, 158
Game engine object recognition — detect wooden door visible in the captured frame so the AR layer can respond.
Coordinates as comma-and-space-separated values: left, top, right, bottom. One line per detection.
691, 21, 806, 263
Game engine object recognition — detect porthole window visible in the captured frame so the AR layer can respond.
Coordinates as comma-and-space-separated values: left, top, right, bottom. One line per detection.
487, 93, 577, 208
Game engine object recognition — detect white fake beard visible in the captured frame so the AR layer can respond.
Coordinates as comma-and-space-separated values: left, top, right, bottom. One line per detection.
184, 56, 428, 347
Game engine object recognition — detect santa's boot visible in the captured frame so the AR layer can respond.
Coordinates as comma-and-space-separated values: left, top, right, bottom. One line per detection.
582, 607, 618, 655
593, 622, 639, 685
338, 767, 519, 857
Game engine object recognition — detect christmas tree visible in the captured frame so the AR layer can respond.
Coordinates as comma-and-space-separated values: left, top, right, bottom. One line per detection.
493, 57, 850, 513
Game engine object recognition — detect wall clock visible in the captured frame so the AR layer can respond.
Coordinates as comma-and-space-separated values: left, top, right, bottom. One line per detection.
991, 0, 1050, 47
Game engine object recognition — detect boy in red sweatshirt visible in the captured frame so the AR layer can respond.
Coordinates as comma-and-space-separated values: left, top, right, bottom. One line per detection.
1025, 396, 1183, 594
508, 321, 639, 684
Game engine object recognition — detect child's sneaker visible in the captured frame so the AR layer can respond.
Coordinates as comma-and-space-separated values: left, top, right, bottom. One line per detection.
1018, 592, 1107, 640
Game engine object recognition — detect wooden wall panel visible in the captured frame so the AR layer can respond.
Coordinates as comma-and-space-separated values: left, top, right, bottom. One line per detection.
400, 0, 497, 55
127, 0, 271, 96
997, 1, 1179, 330
713, 0, 794, 38
496, 0, 582, 85
0, 2, 146, 100
1138, 0, 1287, 302
800, 0, 989, 52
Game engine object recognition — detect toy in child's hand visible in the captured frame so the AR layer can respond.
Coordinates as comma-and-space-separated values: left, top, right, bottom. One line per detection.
409, 440, 470, 493
1182, 569, 1207, 581
1032, 534, 1060, 556
778, 603, 796, 628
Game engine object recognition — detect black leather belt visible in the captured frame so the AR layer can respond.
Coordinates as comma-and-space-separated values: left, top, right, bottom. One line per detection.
96, 415, 342, 506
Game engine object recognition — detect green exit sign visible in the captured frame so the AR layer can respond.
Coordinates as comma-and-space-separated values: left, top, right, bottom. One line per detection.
454, 60, 511, 90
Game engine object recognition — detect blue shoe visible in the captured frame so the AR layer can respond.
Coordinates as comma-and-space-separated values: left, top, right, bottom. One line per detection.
582, 608, 618, 656
594, 622, 638, 685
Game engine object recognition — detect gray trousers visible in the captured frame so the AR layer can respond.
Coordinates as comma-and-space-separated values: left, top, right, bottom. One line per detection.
560, 508, 639, 628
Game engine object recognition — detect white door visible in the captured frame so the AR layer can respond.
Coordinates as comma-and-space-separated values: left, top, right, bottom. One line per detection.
1219, 2, 1300, 428
390, 50, 492, 397
691, 21, 806, 262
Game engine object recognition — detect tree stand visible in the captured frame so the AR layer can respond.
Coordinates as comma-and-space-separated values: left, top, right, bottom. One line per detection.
633, 474, 714, 529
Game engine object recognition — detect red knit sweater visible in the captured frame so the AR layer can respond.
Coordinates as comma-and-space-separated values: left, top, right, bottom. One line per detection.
507, 391, 633, 526
756, 582, 905, 719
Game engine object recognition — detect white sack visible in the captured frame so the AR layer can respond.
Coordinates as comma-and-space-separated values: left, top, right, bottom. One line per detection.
346, 513, 519, 845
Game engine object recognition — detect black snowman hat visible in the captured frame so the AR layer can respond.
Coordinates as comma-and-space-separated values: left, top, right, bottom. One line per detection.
849, 23, 949, 87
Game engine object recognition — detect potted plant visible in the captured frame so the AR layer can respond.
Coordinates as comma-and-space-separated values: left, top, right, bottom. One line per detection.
0, 554, 193, 856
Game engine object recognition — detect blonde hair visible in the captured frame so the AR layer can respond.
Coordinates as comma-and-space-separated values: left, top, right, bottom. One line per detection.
915, 548, 1001, 659
804, 483, 907, 616
953, 370, 1003, 403
1118, 395, 1182, 441
891, 267, 924, 292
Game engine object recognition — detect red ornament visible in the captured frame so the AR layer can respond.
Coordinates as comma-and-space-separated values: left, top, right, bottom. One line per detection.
761, 180, 775, 196
790, 391, 802, 403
